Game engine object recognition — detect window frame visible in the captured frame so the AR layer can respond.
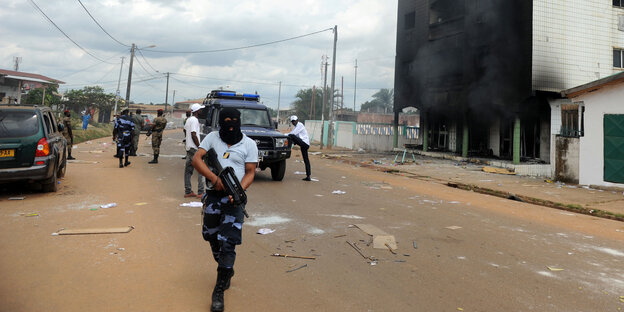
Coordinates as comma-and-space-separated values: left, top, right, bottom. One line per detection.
615, 48, 624, 68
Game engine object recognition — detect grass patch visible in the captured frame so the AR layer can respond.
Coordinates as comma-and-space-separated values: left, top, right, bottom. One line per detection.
72, 123, 113, 144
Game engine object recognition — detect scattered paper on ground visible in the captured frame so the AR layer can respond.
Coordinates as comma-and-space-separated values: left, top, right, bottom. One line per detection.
55, 226, 134, 235
294, 171, 306, 175
8, 197, 25, 200
332, 190, 346, 195
135, 202, 148, 206
25, 213, 39, 217
354, 224, 397, 250
180, 202, 203, 207
67, 160, 99, 164
482, 166, 516, 175
257, 228, 275, 235
310, 178, 319, 182
547, 266, 564, 271
445, 226, 462, 230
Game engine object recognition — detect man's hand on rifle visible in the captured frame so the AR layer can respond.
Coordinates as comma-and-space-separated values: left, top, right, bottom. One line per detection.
210, 176, 234, 203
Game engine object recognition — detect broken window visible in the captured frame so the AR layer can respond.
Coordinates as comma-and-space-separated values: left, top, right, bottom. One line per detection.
429, 0, 465, 25
560, 103, 584, 137
614, 48, 623, 68
405, 11, 415, 30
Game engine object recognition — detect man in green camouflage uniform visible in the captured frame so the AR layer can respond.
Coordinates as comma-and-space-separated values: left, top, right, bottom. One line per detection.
130, 109, 144, 156
148, 109, 167, 164
62, 110, 76, 160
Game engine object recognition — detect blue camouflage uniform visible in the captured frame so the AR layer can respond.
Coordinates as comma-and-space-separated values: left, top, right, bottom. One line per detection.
115, 115, 135, 155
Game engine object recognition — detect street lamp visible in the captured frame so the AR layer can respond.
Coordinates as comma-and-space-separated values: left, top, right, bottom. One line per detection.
125, 43, 156, 108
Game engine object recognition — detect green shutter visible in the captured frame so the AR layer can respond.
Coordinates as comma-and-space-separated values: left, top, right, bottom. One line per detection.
604, 114, 624, 183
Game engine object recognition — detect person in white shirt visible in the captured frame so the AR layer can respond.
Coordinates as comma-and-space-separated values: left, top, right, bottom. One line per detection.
183, 104, 206, 198
287, 115, 311, 181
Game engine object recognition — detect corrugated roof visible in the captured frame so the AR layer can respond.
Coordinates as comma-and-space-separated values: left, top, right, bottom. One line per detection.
561, 71, 624, 99
0, 68, 64, 84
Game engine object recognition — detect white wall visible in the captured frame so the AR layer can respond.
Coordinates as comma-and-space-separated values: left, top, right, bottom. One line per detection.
549, 98, 568, 176
575, 83, 624, 187
489, 118, 501, 157
336, 122, 354, 149
533, 0, 624, 92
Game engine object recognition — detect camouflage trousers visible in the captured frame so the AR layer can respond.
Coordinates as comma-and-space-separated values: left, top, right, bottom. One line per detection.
63, 133, 72, 154
132, 131, 140, 153
151, 131, 162, 154
202, 191, 245, 269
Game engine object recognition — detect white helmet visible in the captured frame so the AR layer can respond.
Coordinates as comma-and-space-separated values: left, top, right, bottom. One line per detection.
290, 115, 298, 121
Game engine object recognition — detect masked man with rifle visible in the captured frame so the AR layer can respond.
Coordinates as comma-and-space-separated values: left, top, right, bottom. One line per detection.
191, 107, 258, 312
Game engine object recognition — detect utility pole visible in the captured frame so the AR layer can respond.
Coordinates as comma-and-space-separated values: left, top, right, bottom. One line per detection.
114, 57, 125, 116
320, 56, 329, 150
327, 25, 338, 148
125, 43, 135, 108
165, 72, 170, 114
310, 85, 316, 120
354, 59, 358, 112
276, 81, 282, 125
172, 90, 176, 115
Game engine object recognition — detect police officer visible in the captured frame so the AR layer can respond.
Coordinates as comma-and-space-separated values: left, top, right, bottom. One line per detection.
130, 109, 144, 156
148, 109, 167, 164
61, 110, 75, 160
113, 109, 135, 168
192, 107, 258, 312
287, 115, 311, 181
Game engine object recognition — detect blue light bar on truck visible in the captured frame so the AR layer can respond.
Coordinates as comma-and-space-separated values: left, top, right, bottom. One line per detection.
242, 94, 259, 99
216, 92, 237, 97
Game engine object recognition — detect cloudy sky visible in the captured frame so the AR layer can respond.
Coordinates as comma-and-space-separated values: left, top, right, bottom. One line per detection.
1, 0, 397, 112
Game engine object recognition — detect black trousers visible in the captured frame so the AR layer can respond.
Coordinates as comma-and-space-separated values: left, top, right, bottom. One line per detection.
288, 134, 311, 177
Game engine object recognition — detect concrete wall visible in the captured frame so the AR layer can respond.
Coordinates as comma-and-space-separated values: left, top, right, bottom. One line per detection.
533, 0, 624, 92
574, 83, 624, 187
554, 136, 580, 183
540, 117, 551, 162
549, 98, 568, 176
489, 118, 501, 157
305, 120, 419, 152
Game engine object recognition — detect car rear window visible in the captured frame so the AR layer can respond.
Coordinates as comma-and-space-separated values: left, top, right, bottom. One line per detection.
0, 110, 40, 138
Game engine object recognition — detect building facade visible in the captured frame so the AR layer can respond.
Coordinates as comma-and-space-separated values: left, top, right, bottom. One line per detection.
395, 0, 624, 167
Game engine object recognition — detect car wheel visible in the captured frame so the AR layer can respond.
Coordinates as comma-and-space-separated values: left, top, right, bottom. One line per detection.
57, 153, 67, 178
270, 160, 286, 181
42, 168, 58, 192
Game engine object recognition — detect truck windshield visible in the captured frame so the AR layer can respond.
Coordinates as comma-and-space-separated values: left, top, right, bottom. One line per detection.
0, 110, 39, 138
238, 108, 271, 128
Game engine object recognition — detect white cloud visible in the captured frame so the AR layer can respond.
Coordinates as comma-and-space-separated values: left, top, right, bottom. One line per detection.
2, 0, 397, 110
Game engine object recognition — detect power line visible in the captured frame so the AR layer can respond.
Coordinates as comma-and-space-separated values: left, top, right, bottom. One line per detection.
146, 28, 333, 54
27, 0, 113, 64
76, 0, 129, 47
133, 56, 160, 79
135, 48, 160, 74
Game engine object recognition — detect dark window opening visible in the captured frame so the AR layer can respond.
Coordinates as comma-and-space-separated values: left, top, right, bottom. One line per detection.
560, 104, 584, 137
429, 0, 465, 25
614, 49, 623, 68
405, 11, 415, 29
614, 0, 623, 8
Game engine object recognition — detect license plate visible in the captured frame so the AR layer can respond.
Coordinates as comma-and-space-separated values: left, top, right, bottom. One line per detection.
0, 149, 15, 157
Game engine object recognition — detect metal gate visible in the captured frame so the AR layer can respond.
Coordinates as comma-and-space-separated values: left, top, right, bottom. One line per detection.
604, 114, 624, 183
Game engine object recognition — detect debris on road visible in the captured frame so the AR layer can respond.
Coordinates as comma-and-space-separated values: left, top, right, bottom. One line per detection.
179, 202, 203, 207
547, 266, 564, 271
333, 234, 347, 238
67, 160, 99, 164
100, 203, 117, 209
413, 241, 418, 249
445, 226, 462, 230
257, 228, 275, 235
385, 243, 397, 254
354, 224, 397, 250
135, 202, 148, 206
482, 166, 516, 175
286, 264, 308, 273
294, 171, 306, 175
8, 197, 25, 200
25, 213, 39, 217
271, 253, 316, 260
332, 190, 346, 195
54, 226, 134, 235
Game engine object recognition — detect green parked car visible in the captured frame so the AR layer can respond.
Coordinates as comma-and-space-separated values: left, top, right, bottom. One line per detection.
0, 105, 68, 192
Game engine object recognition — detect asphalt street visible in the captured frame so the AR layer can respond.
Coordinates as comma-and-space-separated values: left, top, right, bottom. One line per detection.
0, 130, 623, 311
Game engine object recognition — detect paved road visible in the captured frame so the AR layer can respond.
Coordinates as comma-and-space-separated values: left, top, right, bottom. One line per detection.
0, 130, 623, 311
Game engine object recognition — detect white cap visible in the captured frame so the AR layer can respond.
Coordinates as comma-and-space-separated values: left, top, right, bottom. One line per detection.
290, 115, 298, 121
190, 103, 205, 113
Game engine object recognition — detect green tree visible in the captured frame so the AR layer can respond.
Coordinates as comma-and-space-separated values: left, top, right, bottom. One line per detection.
360, 88, 394, 113
290, 87, 327, 120
23, 85, 61, 107
64, 86, 115, 113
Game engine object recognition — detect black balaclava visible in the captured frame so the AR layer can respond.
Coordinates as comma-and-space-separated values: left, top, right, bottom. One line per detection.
219, 108, 243, 145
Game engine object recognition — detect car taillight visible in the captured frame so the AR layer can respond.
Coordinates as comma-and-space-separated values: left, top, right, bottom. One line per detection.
36, 137, 50, 157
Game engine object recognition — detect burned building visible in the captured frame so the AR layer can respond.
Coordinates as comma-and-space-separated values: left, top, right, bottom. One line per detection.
395, 0, 624, 165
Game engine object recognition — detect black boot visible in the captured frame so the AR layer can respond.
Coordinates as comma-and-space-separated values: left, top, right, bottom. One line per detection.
118, 151, 124, 168
67, 153, 75, 160
148, 154, 158, 164
211, 268, 233, 312
124, 155, 131, 167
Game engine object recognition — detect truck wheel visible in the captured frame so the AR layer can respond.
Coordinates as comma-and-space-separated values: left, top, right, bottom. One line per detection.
270, 160, 286, 181
42, 168, 58, 192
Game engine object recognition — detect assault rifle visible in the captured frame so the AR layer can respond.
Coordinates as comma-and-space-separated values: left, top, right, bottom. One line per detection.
205, 148, 249, 218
